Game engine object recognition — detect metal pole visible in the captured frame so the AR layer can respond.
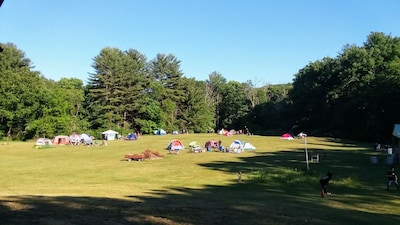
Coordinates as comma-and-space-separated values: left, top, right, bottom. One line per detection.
305, 135, 309, 170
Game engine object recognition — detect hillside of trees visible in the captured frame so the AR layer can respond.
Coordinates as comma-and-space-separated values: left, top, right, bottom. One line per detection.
1, 32, 399, 142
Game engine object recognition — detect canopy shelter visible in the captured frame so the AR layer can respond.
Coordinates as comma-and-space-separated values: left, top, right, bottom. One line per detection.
392, 124, 400, 150
102, 130, 119, 141
393, 124, 400, 138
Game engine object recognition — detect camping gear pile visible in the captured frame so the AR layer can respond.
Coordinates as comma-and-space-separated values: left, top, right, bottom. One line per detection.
204, 140, 219, 151
188, 141, 203, 153
69, 133, 94, 145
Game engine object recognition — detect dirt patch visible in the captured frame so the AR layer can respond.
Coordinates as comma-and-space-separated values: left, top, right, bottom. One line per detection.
125, 149, 163, 161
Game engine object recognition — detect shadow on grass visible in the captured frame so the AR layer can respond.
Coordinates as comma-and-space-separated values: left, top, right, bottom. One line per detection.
1, 140, 400, 224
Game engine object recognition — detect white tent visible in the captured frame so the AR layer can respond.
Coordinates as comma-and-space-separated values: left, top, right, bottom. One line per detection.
35, 138, 53, 146
102, 130, 119, 141
154, 129, 167, 135
243, 142, 256, 150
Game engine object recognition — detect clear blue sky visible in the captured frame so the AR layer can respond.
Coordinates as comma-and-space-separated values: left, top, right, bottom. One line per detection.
1, 0, 399, 85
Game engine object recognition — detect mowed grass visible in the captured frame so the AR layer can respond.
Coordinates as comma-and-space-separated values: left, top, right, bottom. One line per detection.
0, 134, 399, 225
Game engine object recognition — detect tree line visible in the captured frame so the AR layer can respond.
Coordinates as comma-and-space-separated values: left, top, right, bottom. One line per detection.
1, 32, 399, 141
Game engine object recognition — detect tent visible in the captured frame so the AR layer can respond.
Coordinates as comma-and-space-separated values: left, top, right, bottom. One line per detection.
243, 142, 256, 150
81, 133, 93, 144
102, 130, 118, 141
229, 129, 237, 135
35, 138, 53, 146
166, 139, 185, 151
125, 133, 137, 140
154, 129, 167, 135
34, 138, 54, 149
52, 135, 70, 145
228, 140, 244, 153
280, 133, 294, 140
229, 140, 242, 149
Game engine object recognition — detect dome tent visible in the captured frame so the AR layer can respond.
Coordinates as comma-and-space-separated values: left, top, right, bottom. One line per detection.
280, 133, 294, 140
243, 142, 256, 150
154, 129, 167, 135
166, 139, 185, 151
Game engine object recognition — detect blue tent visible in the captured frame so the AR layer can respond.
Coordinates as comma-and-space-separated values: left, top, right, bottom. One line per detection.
125, 133, 137, 140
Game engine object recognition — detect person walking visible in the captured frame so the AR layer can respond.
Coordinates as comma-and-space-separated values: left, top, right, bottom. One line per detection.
320, 172, 333, 197
386, 167, 400, 191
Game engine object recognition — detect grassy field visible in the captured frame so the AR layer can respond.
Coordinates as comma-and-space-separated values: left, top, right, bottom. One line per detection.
0, 134, 399, 225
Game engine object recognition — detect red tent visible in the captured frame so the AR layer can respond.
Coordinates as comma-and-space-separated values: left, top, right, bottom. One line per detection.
166, 139, 185, 151
280, 133, 294, 140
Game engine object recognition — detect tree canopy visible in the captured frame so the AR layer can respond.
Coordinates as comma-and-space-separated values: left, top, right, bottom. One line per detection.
1, 32, 400, 141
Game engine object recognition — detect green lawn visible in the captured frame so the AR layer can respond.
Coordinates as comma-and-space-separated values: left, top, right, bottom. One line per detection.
0, 134, 399, 225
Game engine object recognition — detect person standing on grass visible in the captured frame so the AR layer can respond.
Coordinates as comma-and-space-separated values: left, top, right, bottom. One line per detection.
386, 167, 400, 191
320, 172, 333, 197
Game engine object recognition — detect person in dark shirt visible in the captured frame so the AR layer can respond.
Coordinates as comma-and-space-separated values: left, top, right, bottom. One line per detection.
320, 172, 333, 197
386, 167, 399, 191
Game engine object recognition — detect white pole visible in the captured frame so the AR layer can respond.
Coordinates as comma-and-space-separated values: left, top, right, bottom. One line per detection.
305, 135, 309, 170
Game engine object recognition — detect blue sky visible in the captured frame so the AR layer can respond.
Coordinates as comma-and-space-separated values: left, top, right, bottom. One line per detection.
1, 0, 399, 85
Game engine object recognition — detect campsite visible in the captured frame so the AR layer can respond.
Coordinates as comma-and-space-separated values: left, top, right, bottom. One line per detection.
1, 133, 399, 225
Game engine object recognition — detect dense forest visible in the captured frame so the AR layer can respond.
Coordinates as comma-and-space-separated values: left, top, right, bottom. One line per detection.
1, 32, 399, 142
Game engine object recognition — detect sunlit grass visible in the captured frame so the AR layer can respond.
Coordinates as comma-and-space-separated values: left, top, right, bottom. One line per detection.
0, 134, 398, 225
